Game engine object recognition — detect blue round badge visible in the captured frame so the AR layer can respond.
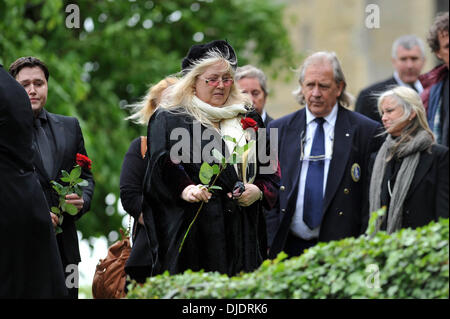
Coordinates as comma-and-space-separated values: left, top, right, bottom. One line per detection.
351, 163, 361, 182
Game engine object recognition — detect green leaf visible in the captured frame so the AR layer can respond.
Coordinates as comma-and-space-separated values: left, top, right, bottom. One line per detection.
199, 162, 214, 185
61, 170, 70, 179
73, 185, 82, 197
212, 164, 220, 175
236, 141, 256, 156
51, 181, 63, 194
366, 206, 386, 236
235, 145, 246, 156
223, 135, 237, 144
247, 140, 256, 151
60, 186, 71, 196
228, 153, 238, 165
60, 177, 71, 183
55, 226, 63, 235
212, 148, 225, 163
209, 185, 223, 191
51, 206, 60, 215
63, 202, 78, 216
77, 180, 89, 187
69, 166, 81, 182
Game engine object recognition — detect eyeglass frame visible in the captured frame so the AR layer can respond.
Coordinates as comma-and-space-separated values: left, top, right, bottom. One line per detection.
299, 129, 334, 162
198, 77, 234, 87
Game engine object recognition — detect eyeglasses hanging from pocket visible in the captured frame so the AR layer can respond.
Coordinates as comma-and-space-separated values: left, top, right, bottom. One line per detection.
299, 129, 334, 162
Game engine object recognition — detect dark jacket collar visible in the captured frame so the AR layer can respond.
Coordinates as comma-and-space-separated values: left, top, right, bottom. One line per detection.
35, 109, 48, 123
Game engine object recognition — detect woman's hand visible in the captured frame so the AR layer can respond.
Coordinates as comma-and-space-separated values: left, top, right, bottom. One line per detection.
181, 184, 212, 203
50, 212, 59, 228
228, 183, 262, 207
138, 213, 144, 226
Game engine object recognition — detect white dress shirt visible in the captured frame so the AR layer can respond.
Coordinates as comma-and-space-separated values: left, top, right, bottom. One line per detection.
393, 71, 424, 94
290, 103, 338, 240
261, 110, 267, 123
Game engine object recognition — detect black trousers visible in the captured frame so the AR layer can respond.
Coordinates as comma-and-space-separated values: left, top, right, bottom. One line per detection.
284, 232, 318, 258
62, 261, 79, 299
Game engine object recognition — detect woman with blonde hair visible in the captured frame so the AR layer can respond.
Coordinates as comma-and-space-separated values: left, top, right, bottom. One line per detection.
120, 76, 178, 282
125, 76, 178, 125
142, 40, 280, 276
368, 86, 448, 234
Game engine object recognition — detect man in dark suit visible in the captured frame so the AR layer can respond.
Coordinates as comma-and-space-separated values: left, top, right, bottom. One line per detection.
236, 65, 274, 127
355, 35, 426, 123
235, 65, 277, 248
267, 51, 384, 258
0, 63, 67, 298
9, 57, 95, 299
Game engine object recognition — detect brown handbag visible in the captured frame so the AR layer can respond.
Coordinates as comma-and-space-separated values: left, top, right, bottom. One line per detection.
92, 229, 131, 299
92, 137, 147, 298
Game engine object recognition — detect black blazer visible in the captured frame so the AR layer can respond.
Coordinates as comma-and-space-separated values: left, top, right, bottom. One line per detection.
355, 77, 398, 123
368, 143, 449, 230
0, 65, 67, 297
34, 109, 95, 264
267, 105, 383, 258
263, 112, 274, 128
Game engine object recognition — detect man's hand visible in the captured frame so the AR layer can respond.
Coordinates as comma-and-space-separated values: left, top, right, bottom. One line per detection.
65, 193, 84, 212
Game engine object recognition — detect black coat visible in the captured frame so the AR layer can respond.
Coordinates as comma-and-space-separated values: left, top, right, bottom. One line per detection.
33, 109, 95, 264
0, 65, 67, 298
120, 137, 156, 281
367, 143, 449, 230
261, 112, 279, 248
355, 77, 398, 123
263, 112, 274, 128
142, 108, 279, 276
267, 105, 384, 259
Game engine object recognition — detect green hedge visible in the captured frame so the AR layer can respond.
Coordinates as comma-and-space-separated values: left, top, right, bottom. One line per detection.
126, 218, 449, 299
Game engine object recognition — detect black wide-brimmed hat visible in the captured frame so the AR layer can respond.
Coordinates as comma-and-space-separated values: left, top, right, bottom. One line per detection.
181, 40, 237, 73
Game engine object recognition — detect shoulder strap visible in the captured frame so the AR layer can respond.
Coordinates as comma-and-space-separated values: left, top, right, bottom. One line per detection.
140, 136, 147, 159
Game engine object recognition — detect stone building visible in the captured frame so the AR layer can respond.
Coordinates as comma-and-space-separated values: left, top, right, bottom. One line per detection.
264, 0, 449, 118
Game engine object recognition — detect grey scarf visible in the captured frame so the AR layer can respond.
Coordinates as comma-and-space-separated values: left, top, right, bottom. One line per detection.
369, 130, 434, 234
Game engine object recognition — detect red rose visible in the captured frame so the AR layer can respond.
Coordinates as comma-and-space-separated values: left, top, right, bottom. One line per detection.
241, 117, 258, 131
76, 153, 92, 170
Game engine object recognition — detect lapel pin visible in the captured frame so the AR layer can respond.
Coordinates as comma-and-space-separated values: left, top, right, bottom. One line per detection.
351, 163, 361, 182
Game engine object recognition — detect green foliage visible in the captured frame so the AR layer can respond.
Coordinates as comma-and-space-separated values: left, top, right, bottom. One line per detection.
50, 164, 88, 233
127, 219, 449, 299
0, 0, 295, 241
366, 206, 386, 237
